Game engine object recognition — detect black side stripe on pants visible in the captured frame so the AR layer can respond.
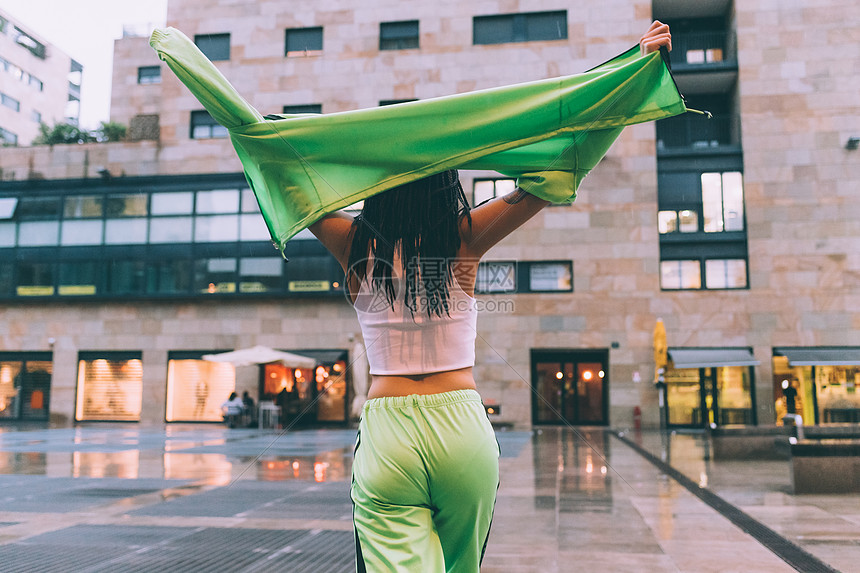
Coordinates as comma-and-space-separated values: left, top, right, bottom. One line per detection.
352, 430, 367, 573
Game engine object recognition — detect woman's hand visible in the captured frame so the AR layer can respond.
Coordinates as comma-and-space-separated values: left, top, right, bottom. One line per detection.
640, 21, 672, 55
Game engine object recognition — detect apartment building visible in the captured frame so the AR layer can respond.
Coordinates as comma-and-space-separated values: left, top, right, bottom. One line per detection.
0, 8, 82, 146
0, 0, 858, 430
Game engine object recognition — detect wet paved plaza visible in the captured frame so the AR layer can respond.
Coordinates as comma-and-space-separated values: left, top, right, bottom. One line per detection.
0, 424, 857, 572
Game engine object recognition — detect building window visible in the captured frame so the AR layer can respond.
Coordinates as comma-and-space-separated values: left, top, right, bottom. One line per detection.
75, 353, 143, 422
285, 27, 323, 57
195, 215, 239, 242
16, 262, 54, 296
1, 93, 20, 112
190, 110, 228, 139
194, 33, 230, 61
0, 354, 52, 421
30, 110, 41, 123
147, 260, 191, 294
17, 221, 59, 247
283, 104, 322, 114
476, 261, 517, 294
166, 353, 236, 422
195, 257, 237, 294
473, 11, 567, 45
137, 66, 161, 84
472, 178, 516, 206
0, 126, 17, 145
12, 27, 46, 58
658, 209, 698, 234
528, 261, 572, 292
105, 260, 146, 294
60, 220, 103, 246
59, 261, 98, 295
105, 194, 148, 217
702, 172, 744, 232
660, 260, 702, 290
705, 259, 747, 289
379, 99, 418, 107
380, 20, 419, 50
239, 257, 284, 293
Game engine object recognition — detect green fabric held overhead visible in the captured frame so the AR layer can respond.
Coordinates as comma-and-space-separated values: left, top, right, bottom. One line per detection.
150, 27, 686, 253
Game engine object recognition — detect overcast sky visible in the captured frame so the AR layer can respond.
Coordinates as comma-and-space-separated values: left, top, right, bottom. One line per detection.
0, 0, 168, 130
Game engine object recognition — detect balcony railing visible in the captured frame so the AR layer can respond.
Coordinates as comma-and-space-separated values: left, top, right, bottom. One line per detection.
668, 30, 737, 68
656, 114, 740, 151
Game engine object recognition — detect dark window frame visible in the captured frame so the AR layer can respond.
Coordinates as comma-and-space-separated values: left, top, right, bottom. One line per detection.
380, 20, 420, 50
137, 65, 161, 84
194, 33, 231, 61
285, 27, 323, 56
473, 11, 568, 45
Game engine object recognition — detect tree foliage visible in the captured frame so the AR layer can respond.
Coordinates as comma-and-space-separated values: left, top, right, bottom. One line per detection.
32, 121, 127, 145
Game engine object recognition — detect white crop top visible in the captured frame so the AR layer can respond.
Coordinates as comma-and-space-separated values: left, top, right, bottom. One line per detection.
354, 269, 478, 375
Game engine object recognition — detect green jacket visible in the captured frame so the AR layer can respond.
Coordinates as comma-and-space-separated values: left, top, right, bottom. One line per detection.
150, 28, 686, 253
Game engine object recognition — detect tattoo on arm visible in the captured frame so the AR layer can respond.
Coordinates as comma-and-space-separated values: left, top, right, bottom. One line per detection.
503, 188, 528, 204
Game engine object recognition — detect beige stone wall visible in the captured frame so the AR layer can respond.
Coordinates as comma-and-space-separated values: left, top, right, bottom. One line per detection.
734, 0, 860, 418
0, 8, 77, 145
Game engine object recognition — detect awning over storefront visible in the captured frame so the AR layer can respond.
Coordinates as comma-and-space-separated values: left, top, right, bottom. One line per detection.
774, 347, 860, 366
668, 348, 759, 369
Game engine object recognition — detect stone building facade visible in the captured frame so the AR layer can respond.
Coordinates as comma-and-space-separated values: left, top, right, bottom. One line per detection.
0, 0, 858, 429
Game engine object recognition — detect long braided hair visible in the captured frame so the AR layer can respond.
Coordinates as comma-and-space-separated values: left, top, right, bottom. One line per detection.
347, 169, 472, 317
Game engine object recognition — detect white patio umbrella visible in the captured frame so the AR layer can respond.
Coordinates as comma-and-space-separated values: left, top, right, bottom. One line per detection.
202, 345, 316, 368
350, 340, 370, 418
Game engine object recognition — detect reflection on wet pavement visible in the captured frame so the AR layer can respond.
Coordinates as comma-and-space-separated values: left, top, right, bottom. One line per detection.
0, 425, 855, 572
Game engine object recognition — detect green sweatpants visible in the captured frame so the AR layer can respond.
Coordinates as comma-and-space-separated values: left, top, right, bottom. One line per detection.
351, 390, 500, 572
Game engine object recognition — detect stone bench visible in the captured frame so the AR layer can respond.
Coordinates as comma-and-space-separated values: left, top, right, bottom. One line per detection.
710, 425, 795, 460
790, 439, 860, 494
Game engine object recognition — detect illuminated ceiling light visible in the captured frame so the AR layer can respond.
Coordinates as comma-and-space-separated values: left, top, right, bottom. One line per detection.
583, 370, 593, 381
555, 371, 563, 379
598, 370, 605, 378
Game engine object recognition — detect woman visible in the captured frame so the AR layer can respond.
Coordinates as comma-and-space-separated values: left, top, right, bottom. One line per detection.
310, 22, 672, 573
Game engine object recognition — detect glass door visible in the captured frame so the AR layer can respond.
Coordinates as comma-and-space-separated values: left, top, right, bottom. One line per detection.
0, 356, 52, 422
532, 350, 608, 426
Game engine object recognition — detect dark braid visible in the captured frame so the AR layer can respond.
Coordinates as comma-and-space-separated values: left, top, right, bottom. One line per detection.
347, 169, 472, 318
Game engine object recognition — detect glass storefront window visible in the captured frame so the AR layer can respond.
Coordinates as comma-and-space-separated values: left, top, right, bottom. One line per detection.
666, 365, 754, 426
239, 257, 283, 292
106, 260, 146, 294
166, 358, 236, 422
16, 262, 54, 296
195, 258, 237, 293
0, 358, 51, 421
715, 366, 753, 424
773, 356, 815, 425
75, 355, 143, 421
816, 365, 860, 423
105, 218, 148, 244
147, 260, 191, 294
666, 368, 701, 425
315, 362, 347, 422
59, 261, 97, 295
657, 210, 677, 234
